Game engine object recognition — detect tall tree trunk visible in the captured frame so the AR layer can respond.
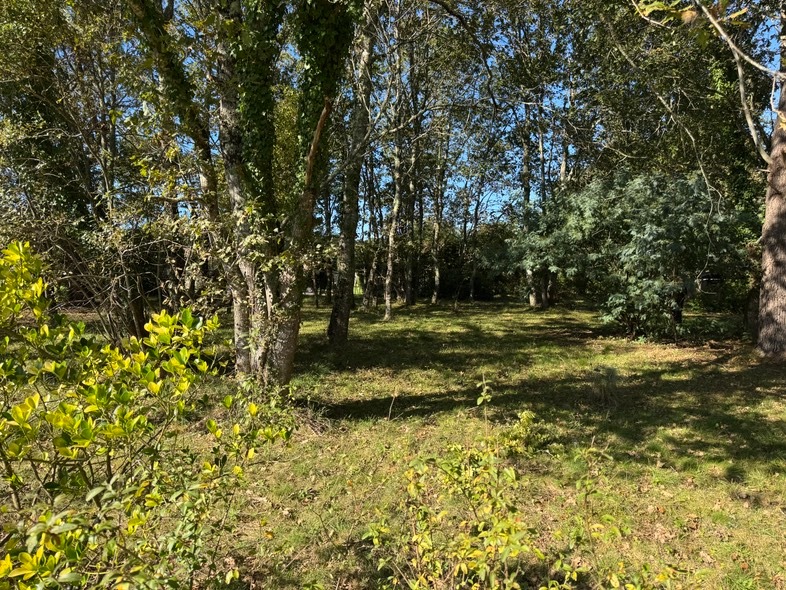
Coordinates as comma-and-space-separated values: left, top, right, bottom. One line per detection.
216, 1, 256, 374
519, 115, 540, 308
384, 139, 403, 321
363, 160, 382, 309
264, 99, 333, 384
431, 135, 448, 304
404, 39, 421, 307
404, 145, 418, 306
758, 10, 786, 356
328, 0, 377, 345
384, 27, 404, 322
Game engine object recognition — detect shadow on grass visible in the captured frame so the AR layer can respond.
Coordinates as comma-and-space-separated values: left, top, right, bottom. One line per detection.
296, 303, 786, 478
297, 302, 612, 376
324, 361, 786, 474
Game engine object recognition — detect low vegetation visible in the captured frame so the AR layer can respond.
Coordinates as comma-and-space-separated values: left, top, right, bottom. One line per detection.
213, 302, 783, 589
3, 244, 786, 589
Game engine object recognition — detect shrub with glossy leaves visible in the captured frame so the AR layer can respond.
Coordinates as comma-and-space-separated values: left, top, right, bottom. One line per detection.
0, 243, 292, 589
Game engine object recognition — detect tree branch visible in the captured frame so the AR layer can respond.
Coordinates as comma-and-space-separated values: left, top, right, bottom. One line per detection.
690, 0, 780, 79
427, 0, 498, 111
732, 45, 772, 165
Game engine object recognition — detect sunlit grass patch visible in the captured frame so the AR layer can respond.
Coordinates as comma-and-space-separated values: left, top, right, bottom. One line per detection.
221, 301, 786, 588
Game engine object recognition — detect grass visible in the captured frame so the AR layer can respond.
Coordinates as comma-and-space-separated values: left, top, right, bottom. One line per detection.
222, 301, 786, 589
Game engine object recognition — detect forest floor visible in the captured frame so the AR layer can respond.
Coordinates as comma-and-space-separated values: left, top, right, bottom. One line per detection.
214, 302, 786, 590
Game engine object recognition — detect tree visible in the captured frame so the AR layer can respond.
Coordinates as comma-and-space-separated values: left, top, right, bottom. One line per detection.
0, 0, 175, 340
328, 0, 382, 344
123, 0, 357, 384
632, 1, 786, 354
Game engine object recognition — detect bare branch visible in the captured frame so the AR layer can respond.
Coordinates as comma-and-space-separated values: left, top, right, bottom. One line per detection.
732, 46, 772, 164
427, 0, 499, 111
691, 0, 780, 79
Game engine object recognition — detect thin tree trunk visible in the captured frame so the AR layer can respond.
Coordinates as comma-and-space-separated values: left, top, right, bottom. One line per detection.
329, 0, 377, 344
540, 268, 550, 310
127, 0, 248, 369
384, 28, 404, 321
384, 141, 403, 321
519, 116, 539, 308
431, 135, 447, 304
404, 145, 417, 306
548, 270, 558, 305
404, 39, 420, 307
363, 160, 381, 309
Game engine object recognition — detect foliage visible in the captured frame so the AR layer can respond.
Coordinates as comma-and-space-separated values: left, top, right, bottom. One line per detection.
363, 376, 695, 590
365, 439, 542, 589
365, 384, 554, 589
510, 171, 751, 336
590, 174, 746, 336
497, 411, 561, 459
0, 243, 292, 588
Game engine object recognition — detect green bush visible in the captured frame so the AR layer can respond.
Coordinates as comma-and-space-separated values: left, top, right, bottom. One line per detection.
0, 242, 291, 589
365, 440, 542, 590
364, 400, 560, 589
366, 404, 687, 590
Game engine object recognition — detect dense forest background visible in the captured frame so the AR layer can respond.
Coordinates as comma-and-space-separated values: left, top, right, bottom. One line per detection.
2, 0, 783, 374
3, 0, 786, 588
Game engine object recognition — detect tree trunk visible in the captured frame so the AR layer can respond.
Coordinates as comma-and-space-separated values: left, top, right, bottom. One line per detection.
128, 0, 251, 370
262, 100, 332, 384
548, 270, 558, 305
526, 269, 539, 307
263, 268, 303, 386
431, 136, 447, 304
384, 27, 404, 322
758, 11, 786, 357
328, 1, 377, 344
540, 268, 550, 310
384, 145, 403, 321
231, 283, 251, 372
216, 1, 258, 375
404, 143, 418, 306
363, 160, 381, 309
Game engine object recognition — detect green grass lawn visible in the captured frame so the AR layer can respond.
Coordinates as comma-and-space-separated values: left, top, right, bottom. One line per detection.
223, 301, 786, 589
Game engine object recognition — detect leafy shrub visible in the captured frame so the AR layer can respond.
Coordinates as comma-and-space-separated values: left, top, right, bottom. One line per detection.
366, 405, 686, 590
509, 171, 751, 336
498, 411, 561, 458
364, 394, 562, 590
0, 243, 291, 589
365, 440, 542, 589
589, 174, 745, 337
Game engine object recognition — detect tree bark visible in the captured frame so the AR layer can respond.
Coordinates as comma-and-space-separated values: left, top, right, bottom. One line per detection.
216, 0, 261, 374
263, 99, 333, 383
384, 24, 405, 321
328, 0, 377, 345
758, 9, 786, 357
384, 141, 403, 321
431, 134, 448, 304
363, 160, 382, 309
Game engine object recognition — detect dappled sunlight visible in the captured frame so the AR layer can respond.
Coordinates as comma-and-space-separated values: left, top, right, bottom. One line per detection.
296, 303, 785, 474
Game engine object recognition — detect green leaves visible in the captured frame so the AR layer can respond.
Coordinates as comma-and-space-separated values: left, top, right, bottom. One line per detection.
0, 245, 261, 589
369, 436, 538, 589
